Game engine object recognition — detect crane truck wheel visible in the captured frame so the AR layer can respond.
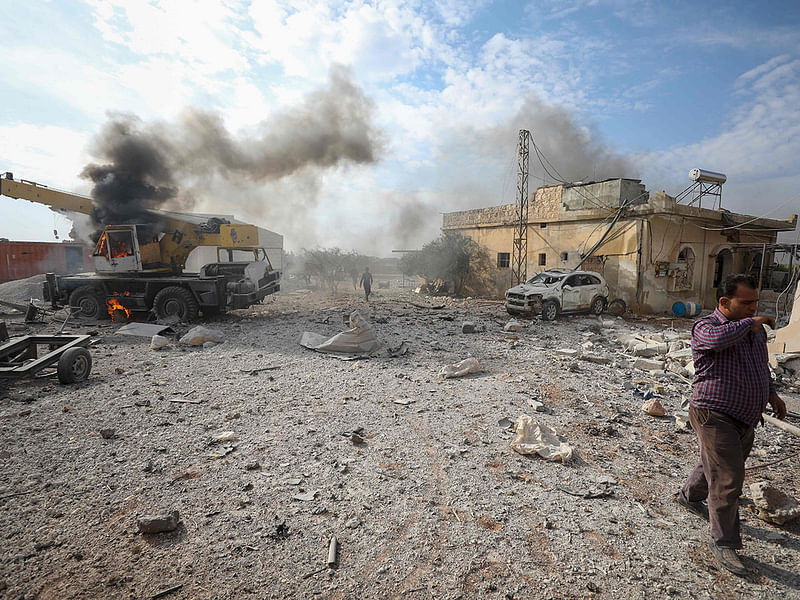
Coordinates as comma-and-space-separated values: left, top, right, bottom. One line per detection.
153, 286, 200, 321
69, 286, 108, 320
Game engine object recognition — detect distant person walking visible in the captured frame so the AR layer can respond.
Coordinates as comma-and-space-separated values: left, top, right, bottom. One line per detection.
677, 274, 786, 576
359, 267, 373, 301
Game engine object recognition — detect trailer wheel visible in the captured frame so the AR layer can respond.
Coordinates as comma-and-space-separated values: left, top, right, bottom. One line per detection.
57, 347, 92, 384
153, 286, 200, 321
69, 286, 108, 320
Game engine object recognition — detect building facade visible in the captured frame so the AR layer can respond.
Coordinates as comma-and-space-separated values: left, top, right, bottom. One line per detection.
442, 179, 798, 313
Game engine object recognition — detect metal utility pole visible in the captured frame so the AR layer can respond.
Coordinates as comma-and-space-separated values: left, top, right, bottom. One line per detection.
511, 129, 530, 285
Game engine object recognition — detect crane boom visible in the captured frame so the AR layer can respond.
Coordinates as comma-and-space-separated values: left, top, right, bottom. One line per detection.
1, 172, 94, 216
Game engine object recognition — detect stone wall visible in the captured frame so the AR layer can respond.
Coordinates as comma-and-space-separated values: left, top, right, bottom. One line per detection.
442, 204, 517, 228
531, 184, 562, 220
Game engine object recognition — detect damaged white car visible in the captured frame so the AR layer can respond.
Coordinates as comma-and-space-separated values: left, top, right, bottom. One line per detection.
505, 269, 609, 321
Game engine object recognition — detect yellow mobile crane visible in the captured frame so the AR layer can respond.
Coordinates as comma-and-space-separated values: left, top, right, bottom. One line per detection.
1, 172, 280, 320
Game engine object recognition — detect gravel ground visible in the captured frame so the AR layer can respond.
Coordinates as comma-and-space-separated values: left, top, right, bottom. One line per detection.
1, 287, 799, 600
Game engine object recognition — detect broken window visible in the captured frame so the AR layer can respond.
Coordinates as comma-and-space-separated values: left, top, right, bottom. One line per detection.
107, 230, 135, 258
560, 251, 568, 261
497, 252, 510, 268
93, 233, 109, 258
675, 246, 695, 290
540, 223, 547, 228
539, 253, 546, 266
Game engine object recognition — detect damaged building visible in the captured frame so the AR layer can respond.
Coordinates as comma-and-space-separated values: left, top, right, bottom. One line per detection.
442, 177, 798, 313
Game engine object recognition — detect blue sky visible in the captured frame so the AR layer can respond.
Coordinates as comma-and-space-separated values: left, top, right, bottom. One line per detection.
1, 0, 799, 254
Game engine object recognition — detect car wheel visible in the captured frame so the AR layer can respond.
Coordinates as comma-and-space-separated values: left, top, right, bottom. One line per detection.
608, 299, 627, 316
541, 300, 559, 321
153, 286, 200, 321
69, 285, 107, 320
590, 297, 606, 315
57, 347, 92, 384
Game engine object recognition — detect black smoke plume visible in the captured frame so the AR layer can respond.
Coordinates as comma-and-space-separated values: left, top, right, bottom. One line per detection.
80, 66, 382, 232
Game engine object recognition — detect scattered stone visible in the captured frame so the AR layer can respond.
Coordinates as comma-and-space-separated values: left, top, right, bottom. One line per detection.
674, 411, 691, 432
504, 320, 525, 332
750, 482, 800, 524
439, 357, 480, 379
461, 321, 477, 334
0, 450, 10, 459
286, 478, 302, 485
180, 326, 225, 346
212, 431, 236, 444
555, 348, 579, 357
581, 353, 611, 365
202, 341, 218, 349
293, 490, 318, 502
150, 335, 169, 350
633, 358, 665, 371
245, 462, 261, 471
527, 399, 550, 413
137, 510, 180, 534
641, 398, 666, 417
99, 428, 116, 440
345, 517, 361, 529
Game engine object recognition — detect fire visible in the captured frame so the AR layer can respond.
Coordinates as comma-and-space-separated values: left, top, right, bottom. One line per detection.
107, 297, 131, 322
111, 239, 130, 258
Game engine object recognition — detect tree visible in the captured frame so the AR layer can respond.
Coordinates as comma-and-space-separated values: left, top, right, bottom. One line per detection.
400, 232, 491, 296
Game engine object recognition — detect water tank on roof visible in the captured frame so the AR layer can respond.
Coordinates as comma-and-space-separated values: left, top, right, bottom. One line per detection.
689, 168, 727, 184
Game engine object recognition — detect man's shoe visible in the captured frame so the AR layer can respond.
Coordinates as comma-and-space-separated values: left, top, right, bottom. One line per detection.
709, 542, 749, 576
676, 492, 709, 520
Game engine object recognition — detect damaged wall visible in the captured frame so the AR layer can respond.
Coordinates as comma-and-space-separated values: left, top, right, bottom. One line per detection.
442, 179, 797, 313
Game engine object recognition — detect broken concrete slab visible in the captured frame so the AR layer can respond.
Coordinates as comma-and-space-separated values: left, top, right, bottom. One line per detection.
633, 357, 665, 372
581, 353, 611, 365
461, 321, 477, 333
633, 342, 668, 357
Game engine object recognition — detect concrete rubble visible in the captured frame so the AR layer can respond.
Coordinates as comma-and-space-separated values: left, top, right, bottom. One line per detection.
750, 482, 800, 525
0, 285, 798, 599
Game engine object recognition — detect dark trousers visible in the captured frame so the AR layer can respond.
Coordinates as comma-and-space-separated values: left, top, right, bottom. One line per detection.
364, 285, 371, 301
680, 407, 754, 548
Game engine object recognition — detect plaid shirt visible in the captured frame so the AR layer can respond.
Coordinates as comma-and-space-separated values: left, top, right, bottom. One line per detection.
690, 308, 774, 427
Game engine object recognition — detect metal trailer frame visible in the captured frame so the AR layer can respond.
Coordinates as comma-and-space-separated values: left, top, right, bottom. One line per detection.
0, 334, 93, 383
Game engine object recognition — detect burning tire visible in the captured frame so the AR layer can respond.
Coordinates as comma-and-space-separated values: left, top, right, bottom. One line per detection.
153, 286, 200, 321
57, 347, 92, 384
69, 286, 107, 320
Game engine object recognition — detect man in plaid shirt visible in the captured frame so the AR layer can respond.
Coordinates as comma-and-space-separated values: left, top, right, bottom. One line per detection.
678, 274, 786, 576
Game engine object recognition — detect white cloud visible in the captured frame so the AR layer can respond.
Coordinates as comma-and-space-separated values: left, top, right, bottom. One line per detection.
635, 54, 800, 215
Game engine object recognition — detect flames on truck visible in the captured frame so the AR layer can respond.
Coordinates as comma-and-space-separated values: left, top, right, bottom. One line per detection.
1, 172, 281, 321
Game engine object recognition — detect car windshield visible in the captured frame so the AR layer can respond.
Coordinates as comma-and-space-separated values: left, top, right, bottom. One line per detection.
526, 273, 563, 286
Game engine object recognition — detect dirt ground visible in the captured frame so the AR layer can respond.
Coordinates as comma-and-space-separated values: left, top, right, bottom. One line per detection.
1, 286, 799, 600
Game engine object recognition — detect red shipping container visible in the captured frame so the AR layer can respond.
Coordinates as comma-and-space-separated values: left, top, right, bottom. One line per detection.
0, 241, 93, 284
